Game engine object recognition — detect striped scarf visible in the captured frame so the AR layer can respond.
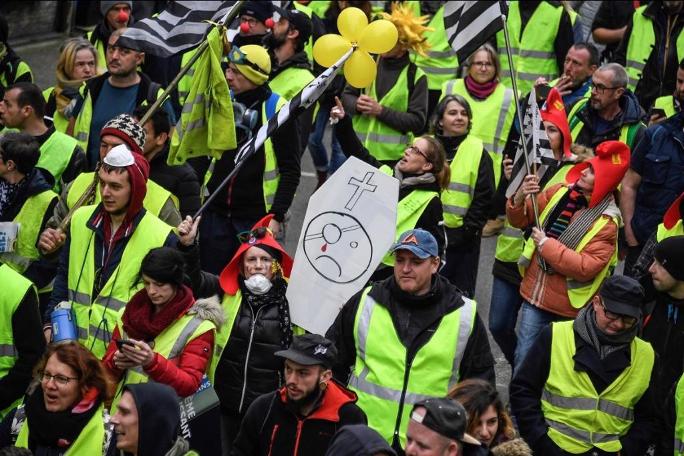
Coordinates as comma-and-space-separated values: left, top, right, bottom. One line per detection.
545, 189, 587, 240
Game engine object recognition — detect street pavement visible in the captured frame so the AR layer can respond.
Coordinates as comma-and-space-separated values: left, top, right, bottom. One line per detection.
19, 38, 513, 397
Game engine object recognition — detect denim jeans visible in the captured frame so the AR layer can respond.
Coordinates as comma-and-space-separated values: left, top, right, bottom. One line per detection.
308, 105, 346, 173
514, 301, 568, 372
199, 210, 258, 275
488, 277, 523, 366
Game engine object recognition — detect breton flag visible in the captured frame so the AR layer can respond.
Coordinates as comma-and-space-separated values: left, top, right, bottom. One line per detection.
117, 1, 237, 57
505, 88, 557, 198
443, 1, 504, 62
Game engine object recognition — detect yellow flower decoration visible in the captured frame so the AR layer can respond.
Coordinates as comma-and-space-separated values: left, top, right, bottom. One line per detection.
381, 2, 433, 57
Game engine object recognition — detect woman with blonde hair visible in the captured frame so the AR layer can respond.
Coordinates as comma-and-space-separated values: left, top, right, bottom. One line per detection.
44, 38, 99, 132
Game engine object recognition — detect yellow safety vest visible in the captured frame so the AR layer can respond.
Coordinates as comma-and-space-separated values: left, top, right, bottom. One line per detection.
348, 287, 476, 446
177, 48, 199, 108
208, 291, 242, 383
37, 129, 80, 193
353, 64, 424, 162
0, 189, 57, 274
67, 205, 172, 358
16, 402, 107, 455
674, 373, 684, 455
0, 59, 32, 89
542, 321, 653, 453
269, 66, 315, 102
42, 86, 70, 133
496, 2, 563, 95
411, 5, 459, 90
441, 135, 485, 229
657, 219, 684, 242
86, 30, 108, 74
625, 5, 684, 92
66, 172, 179, 225
567, 98, 643, 149
0, 265, 35, 419
441, 79, 515, 186
519, 186, 618, 309
654, 95, 677, 119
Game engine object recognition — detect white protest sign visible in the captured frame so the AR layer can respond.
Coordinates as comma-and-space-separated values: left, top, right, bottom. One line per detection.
287, 157, 399, 335
0, 222, 19, 253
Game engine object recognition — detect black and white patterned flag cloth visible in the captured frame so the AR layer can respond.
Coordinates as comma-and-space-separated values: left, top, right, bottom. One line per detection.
443, 1, 504, 62
505, 88, 557, 199
117, 1, 237, 57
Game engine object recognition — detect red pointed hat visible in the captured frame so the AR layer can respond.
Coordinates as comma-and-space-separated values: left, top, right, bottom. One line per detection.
566, 140, 630, 208
663, 192, 684, 229
218, 214, 293, 295
540, 87, 572, 157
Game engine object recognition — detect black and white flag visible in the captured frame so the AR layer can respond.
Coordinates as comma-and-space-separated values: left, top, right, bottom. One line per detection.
505, 88, 557, 198
118, 1, 237, 57
443, 1, 504, 62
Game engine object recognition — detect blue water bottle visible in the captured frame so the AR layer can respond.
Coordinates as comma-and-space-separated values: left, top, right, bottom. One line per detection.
51, 306, 77, 342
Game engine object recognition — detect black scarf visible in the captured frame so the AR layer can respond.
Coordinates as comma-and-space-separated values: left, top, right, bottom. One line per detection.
240, 276, 293, 348
24, 384, 101, 450
573, 306, 638, 360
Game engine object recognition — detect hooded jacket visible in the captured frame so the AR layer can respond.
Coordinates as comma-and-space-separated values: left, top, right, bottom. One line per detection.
231, 380, 367, 456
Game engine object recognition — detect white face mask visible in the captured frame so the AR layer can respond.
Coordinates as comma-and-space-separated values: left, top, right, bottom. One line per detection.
244, 274, 273, 295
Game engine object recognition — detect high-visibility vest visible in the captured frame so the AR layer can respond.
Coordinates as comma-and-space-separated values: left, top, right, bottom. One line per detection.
353, 64, 424, 162
42, 86, 70, 133
542, 321, 653, 453
177, 48, 199, 108
441, 135, 485, 229
654, 95, 677, 119
86, 30, 108, 74
496, 2, 564, 95
16, 402, 108, 454
441, 79, 515, 186
208, 291, 242, 383
567, 98, 643, 150
382, 189, 439, 266
348, 287, 476, 446
494, 163, 573, 263
0, 189, 56, 274
37, 129, 80, 192
657, 219, 684, 242
0, 265, 34, 419
411, 5, 459, 90
293, 2, 314, 64
0, 59, 32, 89
674, 373, 684, 455
625, 5, 684, 92
66, 172, 179, 225
67, 205, 172, 358
518, 186, 618, 309
270, 66, 315, 102
307, 0, 330, 19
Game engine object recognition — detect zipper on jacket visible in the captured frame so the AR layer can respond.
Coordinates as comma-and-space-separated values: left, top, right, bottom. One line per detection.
238, 303, 264, 413
267, 423, 279, 456
293, 419, 304, 456
391, 352, 415, 449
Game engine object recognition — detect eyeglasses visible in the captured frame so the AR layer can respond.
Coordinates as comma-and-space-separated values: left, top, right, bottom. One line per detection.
228, 46, 265, 74
39, 371, 79, 386
599, 299, 637, 328
237, 226, 273, 244
240, 16, 259, 27
471, 61, 493, 69
406, 145, 429, 161
591, 81, 621, 94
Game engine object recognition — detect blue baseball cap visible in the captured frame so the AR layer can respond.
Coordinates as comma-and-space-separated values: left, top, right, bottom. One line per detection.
390, 229, 439, 259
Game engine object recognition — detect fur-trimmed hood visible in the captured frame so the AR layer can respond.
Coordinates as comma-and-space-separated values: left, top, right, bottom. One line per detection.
491, 438, 533, 456
188, 295, 225, 329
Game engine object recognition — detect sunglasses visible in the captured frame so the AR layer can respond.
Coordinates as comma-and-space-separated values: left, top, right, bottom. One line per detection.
237, 226, 273, 244
228, 46, 265, 74
599, 298, 637, 328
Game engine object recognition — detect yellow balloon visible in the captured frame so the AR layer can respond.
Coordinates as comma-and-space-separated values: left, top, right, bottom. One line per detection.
344, 50, 376, 88
313, 34, 352, 67
337, 7, 368, 42
358, 19, 399, 54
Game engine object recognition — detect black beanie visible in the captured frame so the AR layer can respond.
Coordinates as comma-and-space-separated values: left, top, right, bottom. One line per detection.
655, 236, 684, 281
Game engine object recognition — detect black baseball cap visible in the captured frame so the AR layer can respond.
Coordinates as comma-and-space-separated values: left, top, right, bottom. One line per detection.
654, 236, 684, 281
273, 6, 313, 42
599, 275, 645, 319
274, 334, 337, 368
411, 398, 480, 445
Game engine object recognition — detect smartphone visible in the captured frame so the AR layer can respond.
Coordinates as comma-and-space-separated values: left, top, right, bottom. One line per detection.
649, 107, 667, 119
115, 339, 135, 350
536, 84, 552, 100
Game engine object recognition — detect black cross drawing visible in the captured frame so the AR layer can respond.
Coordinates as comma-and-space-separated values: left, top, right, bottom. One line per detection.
345, 172, 377, 211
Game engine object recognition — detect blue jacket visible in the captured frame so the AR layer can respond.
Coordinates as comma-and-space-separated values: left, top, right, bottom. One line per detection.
631, 112, 684, 243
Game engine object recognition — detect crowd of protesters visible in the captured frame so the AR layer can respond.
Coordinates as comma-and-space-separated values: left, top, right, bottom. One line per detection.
1, 1, 684, 455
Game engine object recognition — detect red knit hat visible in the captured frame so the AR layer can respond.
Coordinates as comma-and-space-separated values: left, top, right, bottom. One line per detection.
540, 88, 571, 157
218, 214, 293, 295
566, 140, 630, 208
663, 192, 684, 229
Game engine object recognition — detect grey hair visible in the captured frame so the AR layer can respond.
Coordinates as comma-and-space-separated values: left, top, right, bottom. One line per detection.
464, 43, 501, 81
598, 63, 628, 88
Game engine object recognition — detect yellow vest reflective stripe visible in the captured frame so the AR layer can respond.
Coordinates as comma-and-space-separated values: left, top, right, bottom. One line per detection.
353, 65, 424, 161
674, 373, 684, 455
16, 403, 107, 454
86, 30, 108, 74
67, 205, 172, 358
625, 6, 684, 91
567, 98, 641, 149
177, 48, 199, 107
293, 2, 314, 64
37, 130, 79, 192
67, 172, 178, 225
348, 287, 476, 446
654, 95, 677, 118
441, 135, 484, 228
411, 6, 459, 90
269, 67, 315, 102
0, 265, 33, 419
494, 163, 574, 263
0, 189, 56, 273
382, 189, 438, 266
208, 291, 242, 383
657, 220, 684, 242
496, 2, 563, 95
519, 186, 618, 308
542, 321, 653, 453
442, 79, 515, 186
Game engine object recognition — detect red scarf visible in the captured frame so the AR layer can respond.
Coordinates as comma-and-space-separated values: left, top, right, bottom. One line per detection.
464, 75, 498, 99
121, 284, 195, 341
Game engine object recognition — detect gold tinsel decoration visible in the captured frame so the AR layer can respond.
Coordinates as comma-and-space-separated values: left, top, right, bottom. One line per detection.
381, 2, 433, 57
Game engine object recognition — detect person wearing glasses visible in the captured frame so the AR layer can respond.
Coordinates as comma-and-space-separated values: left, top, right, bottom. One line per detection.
177, 213, 296, 454
510, 275, 658, 455
566, 63, 646, 152
3, 341, 114, 454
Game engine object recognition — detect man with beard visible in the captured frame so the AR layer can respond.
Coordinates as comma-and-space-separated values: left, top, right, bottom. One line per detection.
650, 58, 684, 123
231, 334, 366, 456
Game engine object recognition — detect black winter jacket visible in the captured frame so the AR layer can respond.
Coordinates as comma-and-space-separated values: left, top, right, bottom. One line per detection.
149, 143, 201, 217
232, 380, 367, 456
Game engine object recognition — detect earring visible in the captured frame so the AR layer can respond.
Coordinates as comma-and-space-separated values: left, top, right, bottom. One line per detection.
319, 381, 327, 392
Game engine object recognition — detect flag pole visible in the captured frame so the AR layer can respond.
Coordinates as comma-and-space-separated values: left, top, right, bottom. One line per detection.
193, 46, 356, 219
498, 3, 542, 228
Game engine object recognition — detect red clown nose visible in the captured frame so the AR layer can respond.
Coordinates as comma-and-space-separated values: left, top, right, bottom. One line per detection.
117, 10, 129, 23
240, 21, 251, 33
